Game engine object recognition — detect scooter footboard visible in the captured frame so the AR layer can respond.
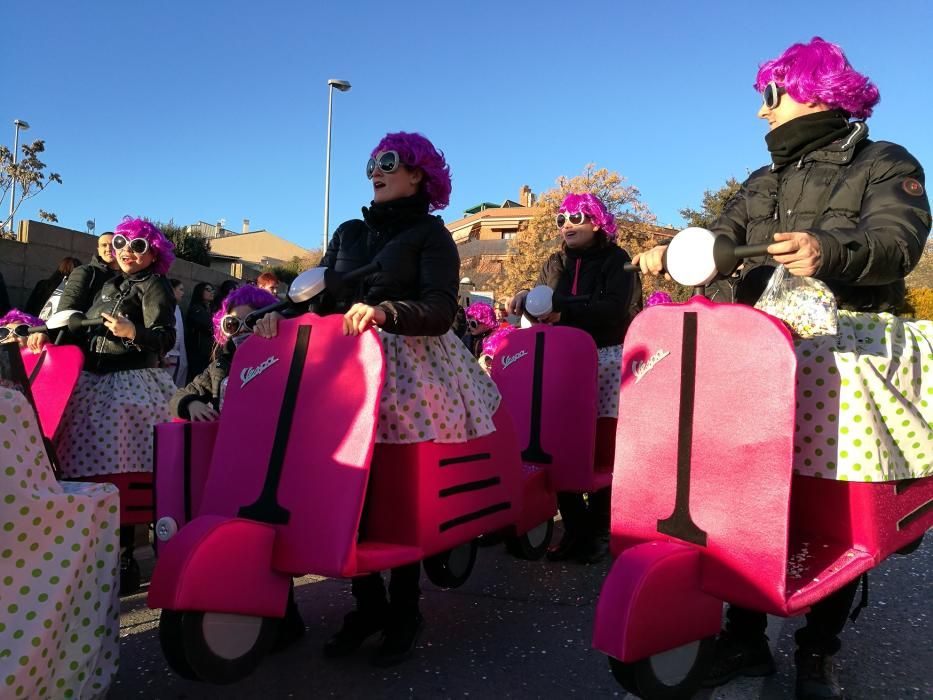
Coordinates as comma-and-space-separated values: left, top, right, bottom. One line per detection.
148, 515, 291, 618
593, 541, 722, 663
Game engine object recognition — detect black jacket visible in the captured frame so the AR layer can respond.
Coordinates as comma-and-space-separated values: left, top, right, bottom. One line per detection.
320, 194, 459, 336
80, 270, 176, 373
537, 242, 641, 348
170, 342, 233, 418
708, 122, 931, 311
59, 255, 119, 313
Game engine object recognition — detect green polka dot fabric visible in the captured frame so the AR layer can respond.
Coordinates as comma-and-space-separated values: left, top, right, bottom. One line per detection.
0, 389, 120, 699
378, 330, 501, 444
793, 311, 933, 481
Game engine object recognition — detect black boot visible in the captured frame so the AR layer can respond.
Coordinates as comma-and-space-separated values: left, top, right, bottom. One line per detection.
271, 585, 306, 653
795, 651, 844, 699
575, 534, 609, 564
546, 532, 582, 561
701, 631, 776, 688
119, 551, 141, 596
371, 607, 424, 667
323, 607, 387, 658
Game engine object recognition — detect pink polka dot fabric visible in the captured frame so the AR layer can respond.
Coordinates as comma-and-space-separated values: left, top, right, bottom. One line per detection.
793, 311, 933, 481
597, 345, 623, 418
377, 330, 501, 444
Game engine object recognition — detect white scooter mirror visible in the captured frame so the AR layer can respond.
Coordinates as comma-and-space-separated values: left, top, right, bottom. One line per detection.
524, 285, 554, 318
44, 309, 82, 331
287, 268, 327, 304
665, 227, 719, 287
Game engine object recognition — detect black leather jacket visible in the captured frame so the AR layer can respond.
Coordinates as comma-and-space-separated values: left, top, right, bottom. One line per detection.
81, 270, 176, 373
59, 255, 119, 313
708, 122, 931, 311
320, 194, 459, 336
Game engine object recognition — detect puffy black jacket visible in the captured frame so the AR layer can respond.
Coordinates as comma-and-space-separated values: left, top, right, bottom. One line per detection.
81, 271, 176, 373
708, 122, 932, 311
320, 194, 459, 336
59, 255, 118, 313
170, 342, 233, 418
537, 242, 641, 348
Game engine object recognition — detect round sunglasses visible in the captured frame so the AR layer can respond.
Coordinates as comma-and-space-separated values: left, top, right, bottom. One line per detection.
220, 314, 250, 337
0, 324, 30, 342
112, 234, 150, 256
762, 81, 786, 110
555, 212, 588, 228
366, 150, 401, 179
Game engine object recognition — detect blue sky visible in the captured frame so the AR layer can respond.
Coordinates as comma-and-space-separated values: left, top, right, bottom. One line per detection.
7, 1, 932, 253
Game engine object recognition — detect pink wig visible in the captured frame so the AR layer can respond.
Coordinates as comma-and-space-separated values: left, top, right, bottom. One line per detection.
465, 302, 496, 329
371, 132, 451, 212
481, 326, 515, 358
754, 37, 880, 119
645, 291, 673, 307
559, 193, 618, 238
0, 309, 42, 327
114, 217, 176, 276
212, 285, 279, 343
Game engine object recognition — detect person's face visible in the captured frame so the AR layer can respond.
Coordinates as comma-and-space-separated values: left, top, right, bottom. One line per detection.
559, 214, 598, 249
97, 234, 115, 264
113, 236, 156, 275
202, 285, 216, 303
369, 151, 422, 204
259, 281, 276, 294
173, 284, 185, 303
0, 323, 30, 348
220, 304, 255, 341
757, 83, 831, 130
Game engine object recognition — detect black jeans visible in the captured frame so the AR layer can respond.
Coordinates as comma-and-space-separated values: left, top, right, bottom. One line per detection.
350, 563, 421, 616
557, 487, 611, 540
726, 578, 861, 656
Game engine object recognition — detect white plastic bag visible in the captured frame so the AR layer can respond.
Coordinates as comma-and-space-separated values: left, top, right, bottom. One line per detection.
754, 265, 838, 338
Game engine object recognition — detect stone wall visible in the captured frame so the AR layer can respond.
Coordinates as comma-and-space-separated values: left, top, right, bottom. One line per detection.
1, 220, 238, 314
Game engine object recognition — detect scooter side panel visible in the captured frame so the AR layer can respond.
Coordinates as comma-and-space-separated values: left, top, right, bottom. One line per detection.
197, 314, 383, 578
492, 326, 599, 492
153, 421, 219, 532
612, 297, 796, 613
21, 345, 83, 439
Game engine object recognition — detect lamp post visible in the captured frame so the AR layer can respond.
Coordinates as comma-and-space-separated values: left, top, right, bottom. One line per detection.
323, 78, 351, 252
459, 276, 476, 306
7, 119, 30, 236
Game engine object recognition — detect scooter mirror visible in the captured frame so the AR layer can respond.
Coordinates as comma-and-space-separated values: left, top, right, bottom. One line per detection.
44, 310, 83, 331
287, 268, 327, 304
665, 227, 719, 287
525, 286, 554, 318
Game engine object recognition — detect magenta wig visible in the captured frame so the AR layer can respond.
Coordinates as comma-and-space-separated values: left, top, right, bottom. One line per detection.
481, 326, 516, 358
559, 193, 618, 239
212, 285, 279, 343
0, 309, 42, 328
754, 37, 880, 119
114, 217, 176, 276
371, 132, 451, 212
465, 302, 496, 329
645, 291, 673, 307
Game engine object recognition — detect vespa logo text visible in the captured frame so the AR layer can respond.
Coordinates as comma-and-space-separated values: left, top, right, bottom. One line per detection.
632, 349, 670, 384
240, 355, 279, 388
501, 350, 528, 370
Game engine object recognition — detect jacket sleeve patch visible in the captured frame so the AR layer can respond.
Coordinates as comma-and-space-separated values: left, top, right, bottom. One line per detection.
902, 178, 925, 196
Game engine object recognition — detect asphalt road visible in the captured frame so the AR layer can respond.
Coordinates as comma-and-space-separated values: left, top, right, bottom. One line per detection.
112, 531, 931, 699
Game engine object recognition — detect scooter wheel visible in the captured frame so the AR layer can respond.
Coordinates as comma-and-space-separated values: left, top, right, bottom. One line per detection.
161, 609, 280, 684
505, 517, 554, 560
423, 540, 478, 588
607, 637, 715, 700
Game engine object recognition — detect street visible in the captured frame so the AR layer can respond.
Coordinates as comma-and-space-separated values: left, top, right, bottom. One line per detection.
112, 531, 931, 699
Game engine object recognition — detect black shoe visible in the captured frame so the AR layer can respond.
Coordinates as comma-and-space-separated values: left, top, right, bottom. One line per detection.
119, 554, 141, 596
795, 651, 844, 699
323, 609, 386, 658
371, 611, 424, 667
701, 632, 776, 688
546, 533, 582, 562
575, 537, 609, 564
271, 598, 306, 653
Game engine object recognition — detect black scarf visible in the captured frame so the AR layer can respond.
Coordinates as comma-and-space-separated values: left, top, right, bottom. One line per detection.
362, 192, 431, 236
765, 109, 852, 167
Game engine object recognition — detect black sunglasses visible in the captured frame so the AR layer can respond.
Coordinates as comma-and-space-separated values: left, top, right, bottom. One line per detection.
220, 314, 250, 337
112, 234, 150, 255
762, 81, 786, 110
555, 212, 587, 228
0, 324, 30, 342
366, 151, 401, 179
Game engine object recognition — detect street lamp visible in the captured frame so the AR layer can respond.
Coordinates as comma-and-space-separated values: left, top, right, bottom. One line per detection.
323, 78, 351, 252
8, 119, 30, 236
458, 276, 476, 306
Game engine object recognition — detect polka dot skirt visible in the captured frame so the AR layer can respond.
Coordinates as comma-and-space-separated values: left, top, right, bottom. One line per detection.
0, 389, 120, 699
378, 330, 501, 444
793, 311, 933, 481
53, 369, 176, 479
597, 345, 623, 419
